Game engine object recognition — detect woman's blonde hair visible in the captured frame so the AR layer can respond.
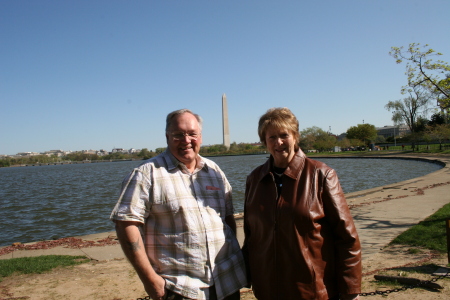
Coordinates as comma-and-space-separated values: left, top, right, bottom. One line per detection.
258, 107, 300, 150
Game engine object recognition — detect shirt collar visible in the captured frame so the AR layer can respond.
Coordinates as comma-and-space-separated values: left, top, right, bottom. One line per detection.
164, 149, 209, 173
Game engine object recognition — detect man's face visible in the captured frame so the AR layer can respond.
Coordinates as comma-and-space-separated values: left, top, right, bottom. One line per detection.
166, 112, 202, 168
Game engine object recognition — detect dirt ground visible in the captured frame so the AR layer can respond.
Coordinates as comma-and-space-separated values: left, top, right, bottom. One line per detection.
1, 244, 449, 300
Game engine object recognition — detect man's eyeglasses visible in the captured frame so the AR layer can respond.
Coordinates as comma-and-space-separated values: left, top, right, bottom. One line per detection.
170, 132, 200, 141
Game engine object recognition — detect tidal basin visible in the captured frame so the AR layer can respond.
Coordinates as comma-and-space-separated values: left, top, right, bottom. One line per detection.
0, 154, 442, 247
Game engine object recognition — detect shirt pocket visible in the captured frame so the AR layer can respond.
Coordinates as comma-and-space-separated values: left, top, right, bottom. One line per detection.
203, 189, 226, 214
151, 183, 180, 213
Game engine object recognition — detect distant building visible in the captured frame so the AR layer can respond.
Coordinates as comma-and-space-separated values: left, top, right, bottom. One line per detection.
376, 125, 410, 139
81, 149, 97, 155
97, 149, 109, 156
112, 148, 127, 154
42, 150, 66, 157
17, 152, 41, 157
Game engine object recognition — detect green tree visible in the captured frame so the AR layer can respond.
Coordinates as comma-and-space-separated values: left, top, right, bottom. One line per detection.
0, 159, 11, 167
103, 152, 130, 160
346, 124, 377, 146
428, 112, 446, 126
349, 139, 366, 148
337, 137, 351, 149
375, 135, 386, 144
314, 137, 336, 152
299, 126, 320, 150
437, 74, 450, 111
415, 116, 429, 133
300, 126, 336, 151
138, 148, 154, 160
155, 147, 166, 154
426, 124, 450, 150
203, 144, 228, 153
390, 43, 450, 110
229, 142, 239, 152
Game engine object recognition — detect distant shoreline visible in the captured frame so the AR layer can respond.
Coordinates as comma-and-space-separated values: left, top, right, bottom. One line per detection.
4, 151, 447, 168
6, 158, 143, 168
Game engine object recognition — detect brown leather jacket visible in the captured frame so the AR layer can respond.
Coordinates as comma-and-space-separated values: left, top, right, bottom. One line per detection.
243, 150, 361, 300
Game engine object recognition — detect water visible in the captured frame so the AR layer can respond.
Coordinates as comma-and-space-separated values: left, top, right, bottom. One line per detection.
0, 155, 442, 247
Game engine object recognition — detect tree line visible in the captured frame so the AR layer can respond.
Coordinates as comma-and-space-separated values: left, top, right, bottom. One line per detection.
0, 144, 267, 168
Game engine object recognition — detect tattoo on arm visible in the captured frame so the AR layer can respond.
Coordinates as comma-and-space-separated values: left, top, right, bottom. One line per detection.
126, 238, 141, 252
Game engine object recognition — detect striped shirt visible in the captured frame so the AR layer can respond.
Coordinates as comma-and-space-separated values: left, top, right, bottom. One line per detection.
110, 150, 247, 300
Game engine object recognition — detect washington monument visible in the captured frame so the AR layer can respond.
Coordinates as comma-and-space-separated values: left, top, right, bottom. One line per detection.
222, 93, 230, 150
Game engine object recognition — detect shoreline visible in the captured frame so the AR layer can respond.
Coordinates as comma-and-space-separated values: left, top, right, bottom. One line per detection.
1, 153, 449, 261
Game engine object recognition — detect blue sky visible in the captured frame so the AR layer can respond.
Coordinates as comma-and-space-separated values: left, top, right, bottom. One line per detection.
1, 0, 449, 155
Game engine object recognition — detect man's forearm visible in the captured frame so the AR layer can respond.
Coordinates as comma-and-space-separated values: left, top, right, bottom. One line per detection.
115, 221, 165, 299
115, 221, 150, 270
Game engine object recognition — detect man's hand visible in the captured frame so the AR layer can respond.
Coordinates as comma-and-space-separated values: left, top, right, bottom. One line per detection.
142, 273, 166, 300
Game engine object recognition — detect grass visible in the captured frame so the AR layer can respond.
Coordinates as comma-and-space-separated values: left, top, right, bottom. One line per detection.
390, 202, 450, 253
0, 255, 89, 281
407, 248, 422, 255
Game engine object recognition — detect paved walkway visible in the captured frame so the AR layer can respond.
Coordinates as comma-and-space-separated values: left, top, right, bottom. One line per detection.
1, 154, 449, 264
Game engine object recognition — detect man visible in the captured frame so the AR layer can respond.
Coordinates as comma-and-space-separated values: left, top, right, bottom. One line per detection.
111, 109, 247, 300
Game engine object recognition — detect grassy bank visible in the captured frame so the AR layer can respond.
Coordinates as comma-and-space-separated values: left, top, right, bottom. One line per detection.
390, 202, 450, 253
0, 255, 89, 282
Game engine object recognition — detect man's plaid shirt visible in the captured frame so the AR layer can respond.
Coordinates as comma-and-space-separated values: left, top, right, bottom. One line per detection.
111, 150, 247, 299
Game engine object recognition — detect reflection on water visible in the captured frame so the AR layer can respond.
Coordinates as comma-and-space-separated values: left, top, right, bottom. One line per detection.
0, 155, 442, 246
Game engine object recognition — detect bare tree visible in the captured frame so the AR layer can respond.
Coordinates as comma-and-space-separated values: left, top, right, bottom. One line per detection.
385, 85, 432, 134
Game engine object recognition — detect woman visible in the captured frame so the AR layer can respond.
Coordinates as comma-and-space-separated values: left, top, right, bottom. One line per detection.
243, 108, 361, 300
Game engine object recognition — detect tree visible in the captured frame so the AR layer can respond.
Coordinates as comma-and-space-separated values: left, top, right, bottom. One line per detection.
390, 43, 450, 110
314, 136, 336, 152
155, 147, 166, 154
437, 73, 450, 111
299, 126, 321, 150
202, 144, 228, 153
138, 148, 154, 159
415, 116, 429, 133
428, 112, 446, 126
300, 126, 336, 151
0, 158, 11, 167
337, 137, 351, 149
385, 87, 431, 134
346, 124, 377, 146
376, 135, 386, 144
426, 124, 450, 150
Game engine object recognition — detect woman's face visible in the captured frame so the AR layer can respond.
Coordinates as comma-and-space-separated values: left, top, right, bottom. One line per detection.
265, 125, 296, 168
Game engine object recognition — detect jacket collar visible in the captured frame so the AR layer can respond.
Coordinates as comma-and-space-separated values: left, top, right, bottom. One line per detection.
258, 149, 306, 182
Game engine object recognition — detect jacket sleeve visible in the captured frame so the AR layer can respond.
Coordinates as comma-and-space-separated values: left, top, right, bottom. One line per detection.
321, 168, 362, 295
